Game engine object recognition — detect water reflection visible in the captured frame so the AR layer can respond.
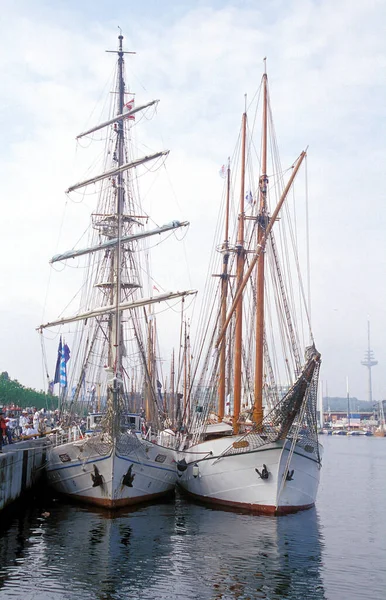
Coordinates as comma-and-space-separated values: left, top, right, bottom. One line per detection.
0, 489, 325, 600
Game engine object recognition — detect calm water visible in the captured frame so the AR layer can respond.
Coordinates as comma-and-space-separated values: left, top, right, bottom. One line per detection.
0, 436, 385, 600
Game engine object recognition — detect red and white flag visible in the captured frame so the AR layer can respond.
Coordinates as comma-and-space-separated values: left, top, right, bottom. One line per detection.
124, 98, 135, 120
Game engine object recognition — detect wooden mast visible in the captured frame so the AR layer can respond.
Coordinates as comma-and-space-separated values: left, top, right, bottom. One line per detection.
145, 316, 153, 421
253, 73, 268, 426
183, 320, 188, 420
216, 151, 306, 348
233, 112, 247, 433
218, 159, 231, 420
170, 349, 175, 427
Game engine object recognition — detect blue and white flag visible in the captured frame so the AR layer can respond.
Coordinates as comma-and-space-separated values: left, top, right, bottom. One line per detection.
59, 343, 71, 388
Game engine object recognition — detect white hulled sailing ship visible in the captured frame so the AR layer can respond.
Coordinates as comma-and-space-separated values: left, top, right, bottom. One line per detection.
38, 34, 195, 508
176, 72, 322, 514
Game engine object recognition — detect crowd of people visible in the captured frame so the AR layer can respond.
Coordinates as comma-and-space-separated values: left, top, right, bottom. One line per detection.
0, 407, 71, 451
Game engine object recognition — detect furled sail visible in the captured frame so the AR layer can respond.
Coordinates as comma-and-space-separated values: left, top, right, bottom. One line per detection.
38, 290, 196, 331
66, 150, 169, 193
50, 221, 189, 264
76, 100, 159, 139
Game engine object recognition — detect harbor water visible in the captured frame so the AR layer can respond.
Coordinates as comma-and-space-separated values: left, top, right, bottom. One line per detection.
0, 436, 385, 599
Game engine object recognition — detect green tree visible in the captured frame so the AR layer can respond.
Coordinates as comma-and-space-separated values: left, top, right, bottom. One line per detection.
0, 374, 58, 410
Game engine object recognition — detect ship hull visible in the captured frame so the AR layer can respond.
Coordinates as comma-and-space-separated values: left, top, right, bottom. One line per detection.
177, 436, 322, 514
46, 433, 177, 508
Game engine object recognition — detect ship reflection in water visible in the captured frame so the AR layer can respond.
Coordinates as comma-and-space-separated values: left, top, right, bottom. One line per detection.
0, 490, 325, 600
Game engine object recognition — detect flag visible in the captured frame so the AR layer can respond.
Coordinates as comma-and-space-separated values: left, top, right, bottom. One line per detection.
59, 343, 70, 389
48, 381, 54, 395
153, 284, 160, 292
245, 190, 253, 204
219, 164, 226, 179
53, 337, 62, 384
124, 98, 135, 120
63, 343, 71, 363
59, 352, 66, 388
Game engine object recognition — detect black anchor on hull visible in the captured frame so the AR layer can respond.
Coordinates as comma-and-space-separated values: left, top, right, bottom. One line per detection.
255, 464, 270, 480
122, 464, 136, 487
91, 464, 104, 487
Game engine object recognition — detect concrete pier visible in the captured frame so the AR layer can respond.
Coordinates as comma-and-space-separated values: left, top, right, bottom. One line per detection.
0, 438, 49, 511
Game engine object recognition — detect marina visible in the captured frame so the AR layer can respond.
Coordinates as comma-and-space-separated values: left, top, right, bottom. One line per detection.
0, 436, 385, 600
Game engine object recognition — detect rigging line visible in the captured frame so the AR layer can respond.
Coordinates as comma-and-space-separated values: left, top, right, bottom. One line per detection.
158, 155, 185, 215
39, 333, 51, 391
305, 153, 312, 336
175, 298, 185, 395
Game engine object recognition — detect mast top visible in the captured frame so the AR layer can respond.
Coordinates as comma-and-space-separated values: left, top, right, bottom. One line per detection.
106, 32, 136, 56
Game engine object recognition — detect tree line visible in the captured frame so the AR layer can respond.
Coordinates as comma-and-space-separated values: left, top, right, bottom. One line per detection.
0, 371, 58, 411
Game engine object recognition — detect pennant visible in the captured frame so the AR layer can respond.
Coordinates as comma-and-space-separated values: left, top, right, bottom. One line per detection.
219, 164, 226, 179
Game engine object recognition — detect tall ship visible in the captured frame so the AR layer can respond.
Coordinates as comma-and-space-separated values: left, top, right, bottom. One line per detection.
176, 70, 322, 514
38, 34, 195, 508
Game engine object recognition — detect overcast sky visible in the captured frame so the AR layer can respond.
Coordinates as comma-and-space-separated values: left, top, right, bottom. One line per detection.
0, 0, 385, 402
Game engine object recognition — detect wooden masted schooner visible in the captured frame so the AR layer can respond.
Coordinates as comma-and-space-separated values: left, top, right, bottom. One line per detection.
176, 71, 322, 514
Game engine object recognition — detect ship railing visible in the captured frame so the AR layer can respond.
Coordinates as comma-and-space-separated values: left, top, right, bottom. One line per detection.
48, 426, 84, 448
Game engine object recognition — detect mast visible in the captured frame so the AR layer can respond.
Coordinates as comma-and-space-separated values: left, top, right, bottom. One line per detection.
218, 159, 231, 420
170, 349, 175, 427
215, 151, 306, 348
346, 376, 350, 429
183, 320, 188, 419
233, 112, 247, 433
110, 33, 128, 430
253, 73, 268, 426
146, 316, 154, 421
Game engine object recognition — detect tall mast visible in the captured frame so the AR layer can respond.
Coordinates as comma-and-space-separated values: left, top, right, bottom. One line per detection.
183, 320, 188, 419
233, 112, 247, 433
170, 349, 175, 427
218, 159, 231, 420
253, 73, 268, 425
346, 376, 350, 429
113, 34, 125, 380
107, 33, 135, 428
146, 316, 154, 420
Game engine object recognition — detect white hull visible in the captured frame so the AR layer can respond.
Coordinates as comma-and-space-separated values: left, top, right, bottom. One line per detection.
177, 435, 322, 514
46, 432, 177, 508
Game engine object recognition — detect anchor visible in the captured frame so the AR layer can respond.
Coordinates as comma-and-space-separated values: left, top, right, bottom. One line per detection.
91, 464, 103, 487
122, 464, 136, 487
255, 464, 269, 480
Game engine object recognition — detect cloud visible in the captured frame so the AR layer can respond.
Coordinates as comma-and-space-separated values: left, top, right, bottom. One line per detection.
0, 0, 385, 402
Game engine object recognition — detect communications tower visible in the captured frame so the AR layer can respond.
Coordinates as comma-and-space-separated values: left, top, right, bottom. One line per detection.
361, 320, 377, 403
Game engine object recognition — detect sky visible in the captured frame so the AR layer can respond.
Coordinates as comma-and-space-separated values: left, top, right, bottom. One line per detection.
0, 0, 385, 402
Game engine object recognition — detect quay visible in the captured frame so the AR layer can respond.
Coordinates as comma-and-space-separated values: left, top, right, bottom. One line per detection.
0, 438, 49, 512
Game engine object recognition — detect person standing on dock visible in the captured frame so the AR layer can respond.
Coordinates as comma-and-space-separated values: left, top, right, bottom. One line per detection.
0, 411, 7, 450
